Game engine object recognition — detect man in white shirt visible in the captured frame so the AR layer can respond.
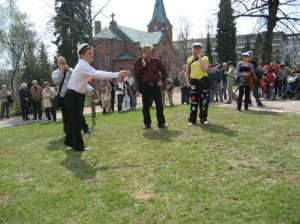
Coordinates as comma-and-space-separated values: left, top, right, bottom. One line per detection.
52, 56, 92, 134
64, 43, 128, 151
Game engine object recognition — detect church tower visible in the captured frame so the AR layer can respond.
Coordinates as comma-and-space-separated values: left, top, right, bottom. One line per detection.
148, 0, 173, 42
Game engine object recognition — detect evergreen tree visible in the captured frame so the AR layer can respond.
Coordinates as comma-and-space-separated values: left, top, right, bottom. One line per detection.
215, 0, 237, 64
37, 42, 51, 84
252, 32, 264, 63
21, 42, 39, 86
206, 31, 213, 65
53, 0, 90, 68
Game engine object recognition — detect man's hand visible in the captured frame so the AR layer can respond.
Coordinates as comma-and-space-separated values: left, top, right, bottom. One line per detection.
119, 70, 129, 78
59, 64, 69, 71
157, 81, 163, 86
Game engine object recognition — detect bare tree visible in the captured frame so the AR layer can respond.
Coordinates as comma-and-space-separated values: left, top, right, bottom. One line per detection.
232, 0, 300, 65
176, 16, 193, 66
0, 1, 39, 94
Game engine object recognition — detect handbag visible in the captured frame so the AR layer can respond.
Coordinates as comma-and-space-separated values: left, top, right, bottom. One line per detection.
7, 95, 14, 104
53, 70, 67, 108
52, 93, 61, 108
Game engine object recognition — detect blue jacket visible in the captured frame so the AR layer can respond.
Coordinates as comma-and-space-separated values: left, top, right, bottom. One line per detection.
209, 70, 222, 83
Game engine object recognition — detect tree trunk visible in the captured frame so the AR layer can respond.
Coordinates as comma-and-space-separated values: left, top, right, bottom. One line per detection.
261, 0, 279, 65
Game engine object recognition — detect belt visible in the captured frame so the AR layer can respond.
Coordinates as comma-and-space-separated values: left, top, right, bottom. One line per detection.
143, 82, 156, 86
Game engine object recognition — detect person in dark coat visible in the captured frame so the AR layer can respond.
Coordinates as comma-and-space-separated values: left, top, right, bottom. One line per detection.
19, 83, 30, 121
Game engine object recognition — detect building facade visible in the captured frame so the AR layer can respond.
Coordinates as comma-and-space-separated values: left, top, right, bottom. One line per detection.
93, 0, 176, 77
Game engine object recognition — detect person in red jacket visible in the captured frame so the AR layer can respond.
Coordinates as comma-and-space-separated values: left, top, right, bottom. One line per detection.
262, 66, 276, 94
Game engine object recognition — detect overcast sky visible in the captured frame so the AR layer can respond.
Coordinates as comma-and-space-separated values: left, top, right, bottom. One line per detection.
2, 0, 258, 56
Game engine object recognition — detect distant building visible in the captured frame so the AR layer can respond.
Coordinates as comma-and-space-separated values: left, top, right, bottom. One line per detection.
93, 0, 176, 76
174, 32, 300, 66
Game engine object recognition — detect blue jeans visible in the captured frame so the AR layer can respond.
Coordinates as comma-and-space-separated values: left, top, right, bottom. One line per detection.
117, 94, 124, 112
130, 94, 137, 109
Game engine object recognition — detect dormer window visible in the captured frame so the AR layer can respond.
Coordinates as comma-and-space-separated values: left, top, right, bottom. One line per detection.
154, 26, 158, 30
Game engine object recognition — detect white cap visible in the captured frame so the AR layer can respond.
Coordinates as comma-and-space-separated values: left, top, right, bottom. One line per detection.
247, 51, 253, 55
242, 52, 249, 57
192, 42, 203, 48
77, 43, 89, 56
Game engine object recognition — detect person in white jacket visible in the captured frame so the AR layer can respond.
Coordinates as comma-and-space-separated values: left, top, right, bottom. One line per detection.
42, 81, 57, 121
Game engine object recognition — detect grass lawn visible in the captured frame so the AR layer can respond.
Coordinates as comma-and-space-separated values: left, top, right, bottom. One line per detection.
0, 105, 299, 223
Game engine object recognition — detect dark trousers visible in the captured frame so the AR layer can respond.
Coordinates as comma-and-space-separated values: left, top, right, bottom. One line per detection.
117, 94, 124, 112
31, 100, 42, 119
181, 87, 190, 104
21, 107, 29, 120
110, 91, 115, 112
252, 85, 263, 106
80, 94, 89, 131
45, 107, 56, 121
60, 96, 89, 133
141, 83, 165, 127
60, 97, 69, 133
188, 82, 210, 123
64, 89, 85, 150
1, 102, 10, 118
278, 80, 286, 96
237, 85, 250, 110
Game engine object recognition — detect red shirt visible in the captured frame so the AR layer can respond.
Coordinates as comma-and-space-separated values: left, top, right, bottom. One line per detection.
135, 57, 168, 83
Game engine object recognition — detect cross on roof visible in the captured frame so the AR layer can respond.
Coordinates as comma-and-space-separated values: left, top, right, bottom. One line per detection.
111, 13, 115, 22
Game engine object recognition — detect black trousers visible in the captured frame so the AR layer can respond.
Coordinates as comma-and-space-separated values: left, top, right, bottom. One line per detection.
31, 100, 42, 119
237, 85, 250, 110
141, 83, 165, 127
21, 106, 29, 120
60, 97, 69, 132
64, 89, 85, 150
188, 80, 210, 123
45, 107, 56, 121
80, 94, 89, 131
60, 96, 89, 133
278, 80, 286, 96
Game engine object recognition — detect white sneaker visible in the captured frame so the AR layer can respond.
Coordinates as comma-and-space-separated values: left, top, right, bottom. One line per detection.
203, 120, 209, 125
188, 122, 194, 126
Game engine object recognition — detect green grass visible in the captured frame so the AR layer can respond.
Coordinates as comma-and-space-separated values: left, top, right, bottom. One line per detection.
0, 105, 299, 223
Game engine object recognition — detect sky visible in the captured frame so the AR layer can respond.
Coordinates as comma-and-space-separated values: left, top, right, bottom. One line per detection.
2, 0, 257, 57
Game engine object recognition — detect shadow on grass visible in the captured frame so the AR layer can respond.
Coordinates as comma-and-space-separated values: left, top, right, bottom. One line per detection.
60, 149, 97, 180
249, 110, 283, 116
199, 123, 238, 136
46, 136, 66, 151
98, 164, 140, 170
143, 129, 183, 142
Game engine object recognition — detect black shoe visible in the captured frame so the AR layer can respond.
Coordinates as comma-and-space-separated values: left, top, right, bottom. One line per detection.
143, 125, 151, 129
74, 148, 89, 151
39, 118, 42, 120
26, 117, 30, 120
159, 124, 168, 129
84, 129, 93, 134
245, 108, 250, 111
257, 104, 265, 107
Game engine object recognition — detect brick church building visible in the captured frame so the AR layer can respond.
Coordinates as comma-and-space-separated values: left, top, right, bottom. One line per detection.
93, 0, 176, 76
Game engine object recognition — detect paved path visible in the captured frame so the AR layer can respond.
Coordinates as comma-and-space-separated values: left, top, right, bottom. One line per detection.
1, 89, 300, 128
